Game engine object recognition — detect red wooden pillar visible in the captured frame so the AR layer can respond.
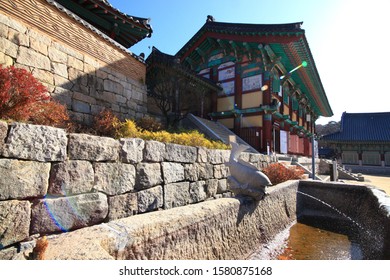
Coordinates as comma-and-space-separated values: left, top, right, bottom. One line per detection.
233, 69, 242, 134
262, 72, 272, 153
210, 67, 218, 114
263, 114, 273, 154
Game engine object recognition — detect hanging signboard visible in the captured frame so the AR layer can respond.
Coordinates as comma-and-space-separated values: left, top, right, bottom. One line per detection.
280, 130, 288, 154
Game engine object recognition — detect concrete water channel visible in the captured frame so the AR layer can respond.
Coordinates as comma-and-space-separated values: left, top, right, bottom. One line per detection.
250, 180, 390, 260
39, 179, 390, 260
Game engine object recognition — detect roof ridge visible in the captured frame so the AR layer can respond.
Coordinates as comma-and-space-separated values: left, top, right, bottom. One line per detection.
94, 0, 152, 30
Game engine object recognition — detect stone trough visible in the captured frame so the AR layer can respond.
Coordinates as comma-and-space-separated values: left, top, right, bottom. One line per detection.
25, 180, 390, 260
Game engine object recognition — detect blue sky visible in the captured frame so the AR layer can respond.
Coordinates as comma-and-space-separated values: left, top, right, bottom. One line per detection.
109, 0, 390, 125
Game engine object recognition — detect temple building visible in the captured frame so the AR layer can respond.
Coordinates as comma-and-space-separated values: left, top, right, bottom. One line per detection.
0, 0, 152, 123
172, 17, 333, 156
321, 112, 390, 167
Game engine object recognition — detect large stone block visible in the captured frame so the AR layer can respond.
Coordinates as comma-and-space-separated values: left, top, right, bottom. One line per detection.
197, 146, 208, 163
93, 163, 135, 195
49, 161, 94, 196
164, 143, 197, 163
162, 162, 184, 184
206, 179, 219, 198
213, 164, 230, 179
207, 149, 230, 164
0, 159, 50, 200
217, 179, 228, 194
198, 163, 214, 180
184, 163, 214, 182
137, 185, 163, 213
31, 193, 108, 234
104, 79, 124, 95
48, 46, 67, 63
164, 182, 190, 209
17, 46, 50, 70
0, 37, 18, 58
189, 181, 208, 204
136, 163, 162, 190
68, 133, 119, 161
184, 163, 199, 182
107, 192, 137, 221
143, 140, 165, 162
0, 200, 30, 248
120, 138, 144, 164
0, 121, 7, 156
72, 100, 91, 114
3, 123, 67, 162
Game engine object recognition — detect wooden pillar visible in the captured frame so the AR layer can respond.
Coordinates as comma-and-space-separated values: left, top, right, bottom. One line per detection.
233, 67, 242, 134
262, 72, 272, 154
263, 114, 273, 155
210, 67, 218, 114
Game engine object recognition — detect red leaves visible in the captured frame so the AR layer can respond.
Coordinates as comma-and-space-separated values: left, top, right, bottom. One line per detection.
263, 163, 305, 185
92, 108, 120, 137
0, 65, 69, 128
0, 65, 48, 120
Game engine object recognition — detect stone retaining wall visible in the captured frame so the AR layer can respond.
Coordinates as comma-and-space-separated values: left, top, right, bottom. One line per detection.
0, 121, 274, 257
0, 4, 148, 124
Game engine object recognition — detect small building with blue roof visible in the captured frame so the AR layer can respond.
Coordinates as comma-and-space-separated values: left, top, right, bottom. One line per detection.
321, 112, 390, 167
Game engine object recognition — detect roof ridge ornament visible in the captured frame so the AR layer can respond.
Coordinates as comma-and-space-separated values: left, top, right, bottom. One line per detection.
207, 15, 215, 22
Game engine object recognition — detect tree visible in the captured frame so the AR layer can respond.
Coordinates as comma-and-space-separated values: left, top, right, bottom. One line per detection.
316, 121, 340, 137
146, 48, 216, 129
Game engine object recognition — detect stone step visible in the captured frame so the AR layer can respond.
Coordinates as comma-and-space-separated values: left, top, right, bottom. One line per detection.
186, 114, 258, 154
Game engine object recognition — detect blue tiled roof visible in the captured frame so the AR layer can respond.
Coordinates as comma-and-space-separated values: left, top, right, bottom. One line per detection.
322, 112, 390, 143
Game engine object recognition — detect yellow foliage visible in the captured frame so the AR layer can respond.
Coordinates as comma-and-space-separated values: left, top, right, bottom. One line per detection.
113, 119, 229, 150
115, 119, 140, 138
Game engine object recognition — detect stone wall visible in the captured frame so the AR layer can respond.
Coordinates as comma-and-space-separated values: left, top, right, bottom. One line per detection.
0, 121, 274, 258
0, 1, 148, 124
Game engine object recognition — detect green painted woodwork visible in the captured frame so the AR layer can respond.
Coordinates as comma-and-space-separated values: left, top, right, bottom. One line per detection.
283, 92, 289, 104
292, 98, 299, 111
272, 74, 281, 92
180, 34, 332, 117
55, 0, 150, 48
56, 0, 112, 30
209, 104, 279, 118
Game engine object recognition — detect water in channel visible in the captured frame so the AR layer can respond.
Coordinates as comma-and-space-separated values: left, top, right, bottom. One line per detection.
249, 221, 363, 260
276, 221, 363, 260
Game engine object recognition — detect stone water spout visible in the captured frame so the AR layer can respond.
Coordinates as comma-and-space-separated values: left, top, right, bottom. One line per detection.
226, 142, 272, 200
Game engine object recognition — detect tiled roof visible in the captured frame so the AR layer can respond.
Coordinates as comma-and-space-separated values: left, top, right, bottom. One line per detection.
202, 20, 304, 35
322, 112, 390, 143
53, 0, 152, 48
96, 0, 152, 31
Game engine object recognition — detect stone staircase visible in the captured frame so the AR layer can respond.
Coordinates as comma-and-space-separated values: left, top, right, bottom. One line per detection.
337, 165, 364, 181
186, 114, 259, 154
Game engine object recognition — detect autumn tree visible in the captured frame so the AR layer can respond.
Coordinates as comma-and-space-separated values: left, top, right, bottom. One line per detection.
0, 65, 69, 128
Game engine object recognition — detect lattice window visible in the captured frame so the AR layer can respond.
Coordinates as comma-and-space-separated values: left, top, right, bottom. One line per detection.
342, 151, 359, 164
362, 151, 381, 166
